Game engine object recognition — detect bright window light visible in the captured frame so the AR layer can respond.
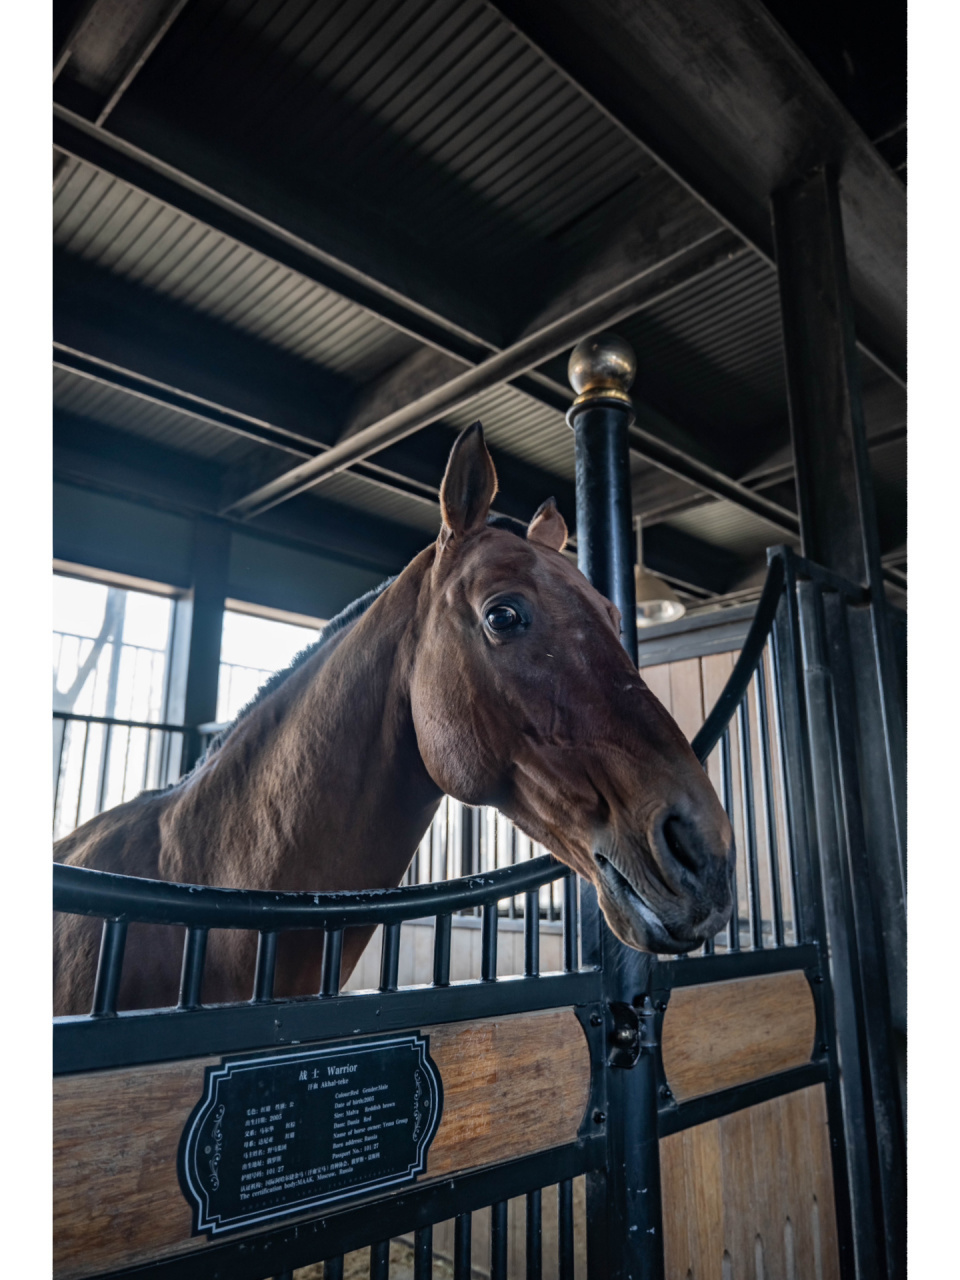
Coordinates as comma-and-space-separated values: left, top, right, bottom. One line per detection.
217, 608, 323, 724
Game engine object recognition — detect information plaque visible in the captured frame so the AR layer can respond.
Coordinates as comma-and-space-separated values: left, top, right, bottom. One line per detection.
178, 1034, 443, 1236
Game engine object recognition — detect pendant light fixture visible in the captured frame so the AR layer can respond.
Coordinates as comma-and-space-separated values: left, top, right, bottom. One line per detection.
634, 515, 685, 627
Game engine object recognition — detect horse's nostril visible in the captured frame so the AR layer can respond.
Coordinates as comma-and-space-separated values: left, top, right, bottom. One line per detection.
662, 816, 700, 877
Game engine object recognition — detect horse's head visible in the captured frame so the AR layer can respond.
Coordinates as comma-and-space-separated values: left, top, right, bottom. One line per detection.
410, 423, 735, 954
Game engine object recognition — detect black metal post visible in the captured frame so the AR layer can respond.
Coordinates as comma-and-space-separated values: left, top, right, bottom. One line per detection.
181, 518, 231, 773
771, 167, 906, 1047
567, 334, 638, 665
568, 335, 661, 1280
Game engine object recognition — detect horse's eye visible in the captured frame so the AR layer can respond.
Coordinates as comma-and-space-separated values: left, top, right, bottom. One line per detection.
486, 604, 522, 632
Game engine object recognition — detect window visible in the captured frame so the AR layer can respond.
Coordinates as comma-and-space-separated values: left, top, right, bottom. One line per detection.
52, 570, 182, 840
216, 603, 324, 725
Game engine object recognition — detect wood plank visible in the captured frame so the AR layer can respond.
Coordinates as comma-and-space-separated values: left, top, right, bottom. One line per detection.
53, 1008, 589, 1279
639, 661, 672, 714
661, 970, 816, 1102
667, 656, 706, 743
659, 1085, 840, 1280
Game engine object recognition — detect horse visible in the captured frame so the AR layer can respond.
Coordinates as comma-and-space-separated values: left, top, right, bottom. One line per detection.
54, 423, 734, 1014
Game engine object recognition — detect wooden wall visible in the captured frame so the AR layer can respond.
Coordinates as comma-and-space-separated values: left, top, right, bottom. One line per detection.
660, 1086, 840, 1280
641, 649, 797, 951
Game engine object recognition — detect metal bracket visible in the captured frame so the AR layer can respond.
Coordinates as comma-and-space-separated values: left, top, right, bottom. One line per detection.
607, 1001, 640, 1068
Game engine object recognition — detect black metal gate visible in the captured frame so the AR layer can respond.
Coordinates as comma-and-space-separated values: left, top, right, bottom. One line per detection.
52, 545, 904, 1280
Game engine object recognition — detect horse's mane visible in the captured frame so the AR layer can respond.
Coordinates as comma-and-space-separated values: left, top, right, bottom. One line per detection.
184, 576, 397, 776
180, 515, 530, 781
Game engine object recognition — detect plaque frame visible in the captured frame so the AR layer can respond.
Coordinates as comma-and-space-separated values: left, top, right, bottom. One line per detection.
178, 1033, 443, 1237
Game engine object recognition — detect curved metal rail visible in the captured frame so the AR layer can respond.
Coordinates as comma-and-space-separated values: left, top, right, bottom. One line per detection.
53, 852, 566, 930
691, 553, 785, 764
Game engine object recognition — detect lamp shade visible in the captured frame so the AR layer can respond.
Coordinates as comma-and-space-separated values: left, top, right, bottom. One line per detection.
634, 563, 686, 627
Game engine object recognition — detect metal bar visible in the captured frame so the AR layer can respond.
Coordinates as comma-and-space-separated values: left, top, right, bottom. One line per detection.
433, 914, 451, 987
658, 1060, 830, 1136
737, 694, 764, 950
719, 728, 740, 952
562, 872, 579, 972
91, 919, 127, 1017
56, 972, 604, 1076
320, 929, 343, 998
253, 932, 277, 1002
322, 1261, 343, 1280
380, 924, 401, 993
53, 853, 567, 931
526, 1188, 542, 1280
72, 1142, 602, 1280
558, 1180, 575, 1280
490, 1200, 508, 1280
691, 554, 785, 762
756, 658, 786, 946
796, 579, 886, 1279
453, 1213, 472, 1280
73, 720, 91, 832
370, 1239, 390, 1280
481, 903, 498, 981
570, 395, 639, 664
413, 1224, 432, 1280
524, 891, 540, 977
178, 927, 208, 1011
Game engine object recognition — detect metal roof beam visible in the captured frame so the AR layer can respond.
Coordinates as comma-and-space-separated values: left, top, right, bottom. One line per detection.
484, 0, 906, 386
54, 0, 190, 124
225, 232, 746, 518
52, 105, 782, 528
54, 103, 820, 556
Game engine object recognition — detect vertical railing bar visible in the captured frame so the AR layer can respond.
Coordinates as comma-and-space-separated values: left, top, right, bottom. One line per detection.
178, 926, 208, 1010
453, 1212, 472, 1280
508, 827, 517, 918
756, 657, 786, 947
481, 902, 498, 981
737, 694, 764, 949
562, 872, 579, 971
414, 1224, 432, 1280
433, 913, 452, 987
370, 1239, 390, 1280
558, 1179, 575, 1280
491, 1200, 508, 1280
524, 889, 540, 977
322, 1258, 344, 1280
253, 931, 278, 1002
380, 922, 401, 992
320, 928, 343, 998
74, 721, 91, 831
526, 1187, 542, 1280
91, 918, 127, 1016
720, 727, 740, 953
53, 717, 68, 830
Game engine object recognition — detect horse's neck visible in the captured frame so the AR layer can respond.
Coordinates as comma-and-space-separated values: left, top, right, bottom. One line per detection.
162, 557, 443, 891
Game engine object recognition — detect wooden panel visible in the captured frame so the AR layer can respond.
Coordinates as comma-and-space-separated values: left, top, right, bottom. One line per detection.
661, 970, 816, 1102
53, 1008, 589, 1279
660, 1085, 840, 1280
640, 661, 673, 713
668, 656, 706, 743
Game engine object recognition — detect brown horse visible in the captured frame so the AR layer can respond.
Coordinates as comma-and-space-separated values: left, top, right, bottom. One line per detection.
54, 424, 733, 1014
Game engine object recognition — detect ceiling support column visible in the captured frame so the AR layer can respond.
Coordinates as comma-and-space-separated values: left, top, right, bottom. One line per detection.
772, 168, 906, 1278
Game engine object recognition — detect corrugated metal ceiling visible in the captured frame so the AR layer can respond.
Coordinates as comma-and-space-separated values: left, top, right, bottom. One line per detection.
53, 155, 418, 383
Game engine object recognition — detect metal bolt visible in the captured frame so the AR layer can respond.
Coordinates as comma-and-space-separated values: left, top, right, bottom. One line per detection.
590, 1013, 602, 1027
659, 1085, 672, 1099
655, 1000, 667, 1012
614, 1026, 634, 1043
593, 1110, 606, 1124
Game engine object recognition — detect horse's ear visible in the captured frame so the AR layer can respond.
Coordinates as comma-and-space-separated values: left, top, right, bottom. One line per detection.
439, 422, 498, 542
527, 497, 568, 552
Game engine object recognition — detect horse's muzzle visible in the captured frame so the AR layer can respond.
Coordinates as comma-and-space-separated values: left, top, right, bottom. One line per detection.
591, 821, 735, 954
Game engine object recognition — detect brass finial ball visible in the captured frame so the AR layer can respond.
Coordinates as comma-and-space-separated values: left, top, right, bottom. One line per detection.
568, 332, 637, 405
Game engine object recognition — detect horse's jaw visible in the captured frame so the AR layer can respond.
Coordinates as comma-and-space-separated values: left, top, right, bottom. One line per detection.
591, 843, 734, 955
